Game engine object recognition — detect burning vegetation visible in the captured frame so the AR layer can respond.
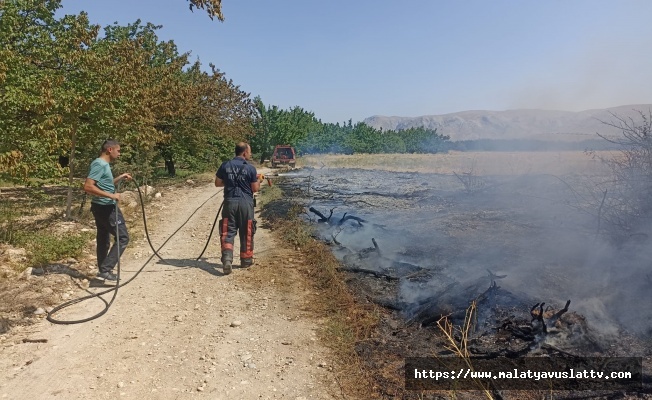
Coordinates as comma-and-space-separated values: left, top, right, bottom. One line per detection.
279, 121, 652, 398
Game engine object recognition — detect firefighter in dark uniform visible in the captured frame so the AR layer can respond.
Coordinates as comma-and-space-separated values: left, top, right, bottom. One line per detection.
215, 142, 260, 275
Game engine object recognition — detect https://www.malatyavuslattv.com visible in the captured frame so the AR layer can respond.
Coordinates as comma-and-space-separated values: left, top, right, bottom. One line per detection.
414, 367, 632, 381
405, 357, 643, 390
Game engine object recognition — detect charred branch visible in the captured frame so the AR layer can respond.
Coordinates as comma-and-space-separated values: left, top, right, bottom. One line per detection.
371, 238, 380, 253
473, 280, 499, 305
338, 266, 400, 281
530, 300, 571, 334
405, 282, 461, 326
499, 319, 536, 341
366, 296, 403, 311
308, 206, 333, 223
337, 212, 367, 226
307, 206, 367, 226
486, 269, 507, 283
540, 343, 581, 358
530, 302, 547, 333
551, 299, 571, 321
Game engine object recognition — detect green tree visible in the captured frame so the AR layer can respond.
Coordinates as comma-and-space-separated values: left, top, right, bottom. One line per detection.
344, 122, 384, 154
399, 127, 450, 153
298, 121, 354, 154
160, 62, 254, 176
0, 0, 124, 218
250, 98, 318, 162
0, 1, 252, 216
0, 0, 72, 181
381, 131, 406, 153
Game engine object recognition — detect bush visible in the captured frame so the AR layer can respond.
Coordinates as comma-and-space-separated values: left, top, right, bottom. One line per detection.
16, 231, 93, 267
594, 110, 652, 237
0, 202, 20, 245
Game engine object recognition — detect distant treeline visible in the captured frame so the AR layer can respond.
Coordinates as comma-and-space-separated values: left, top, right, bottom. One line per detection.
446, 138, 622, 152
293, 121, 618, 155
297, 122, 451, 155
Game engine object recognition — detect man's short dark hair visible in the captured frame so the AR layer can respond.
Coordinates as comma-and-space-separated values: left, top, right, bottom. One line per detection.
101, 139, 120, 153
235, 142, 249, 156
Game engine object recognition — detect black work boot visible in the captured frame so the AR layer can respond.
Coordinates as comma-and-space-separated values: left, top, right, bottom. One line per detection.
222, 260, 232, 275
240, 258, 254, 268
221, 252, 233, 275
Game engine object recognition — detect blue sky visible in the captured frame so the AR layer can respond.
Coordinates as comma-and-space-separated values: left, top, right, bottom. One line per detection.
58, 0, 652, 124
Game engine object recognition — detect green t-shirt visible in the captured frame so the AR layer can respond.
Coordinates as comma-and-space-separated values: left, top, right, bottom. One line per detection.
87, 158, 115, 205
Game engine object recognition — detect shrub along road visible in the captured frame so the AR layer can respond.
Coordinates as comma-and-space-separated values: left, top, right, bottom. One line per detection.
0, 176, 336, 399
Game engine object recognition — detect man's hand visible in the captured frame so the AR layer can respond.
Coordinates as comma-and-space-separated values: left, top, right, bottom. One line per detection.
113, 193, 121, 202
118, 173, 132, 182
113, 173, 132, 186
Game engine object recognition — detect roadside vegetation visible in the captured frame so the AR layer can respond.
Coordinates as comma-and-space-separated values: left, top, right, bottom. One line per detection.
0, 188, 92, 275
257, 186, 380, 398
0, 168, 216, 339
0, 169, 211, 277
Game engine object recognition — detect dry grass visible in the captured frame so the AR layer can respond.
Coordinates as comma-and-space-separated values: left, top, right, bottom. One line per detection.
302, 151, 612, 176
259, 198, 381, 398
437, 302, 494, 399
256, 183, 283, 209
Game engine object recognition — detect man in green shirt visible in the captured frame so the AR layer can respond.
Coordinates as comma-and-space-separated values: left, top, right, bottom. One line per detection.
83, 139, 132, 282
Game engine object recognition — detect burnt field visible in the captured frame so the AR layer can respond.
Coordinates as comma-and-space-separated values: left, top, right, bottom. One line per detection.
283, 152, 652, 399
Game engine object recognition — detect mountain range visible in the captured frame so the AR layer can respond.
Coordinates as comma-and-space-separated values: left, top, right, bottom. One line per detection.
363, 104, 652, 142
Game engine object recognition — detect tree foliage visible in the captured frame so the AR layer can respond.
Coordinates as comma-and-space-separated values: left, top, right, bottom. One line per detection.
0, 0, 254, 217
187, 0, 224, 21
249, 97, 320, 162
297, 122, 450, 155
247, 99, 451, 158
0, 0, 253, 177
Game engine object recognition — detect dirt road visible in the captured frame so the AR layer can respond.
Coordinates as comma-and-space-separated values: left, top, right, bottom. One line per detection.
0, 176, 336, 399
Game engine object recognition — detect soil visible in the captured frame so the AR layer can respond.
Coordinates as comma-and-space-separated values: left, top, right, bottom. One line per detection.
0, 172, 338, 399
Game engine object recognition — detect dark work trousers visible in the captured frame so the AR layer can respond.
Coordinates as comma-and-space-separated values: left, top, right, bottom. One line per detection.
219, 197, 256, 262
91, 203, 130, 274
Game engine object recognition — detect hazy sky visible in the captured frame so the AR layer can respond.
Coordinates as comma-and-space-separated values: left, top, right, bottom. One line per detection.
58, 0, 652, 123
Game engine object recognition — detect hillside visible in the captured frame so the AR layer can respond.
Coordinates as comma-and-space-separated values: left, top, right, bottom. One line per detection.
364, 104, 652, 141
